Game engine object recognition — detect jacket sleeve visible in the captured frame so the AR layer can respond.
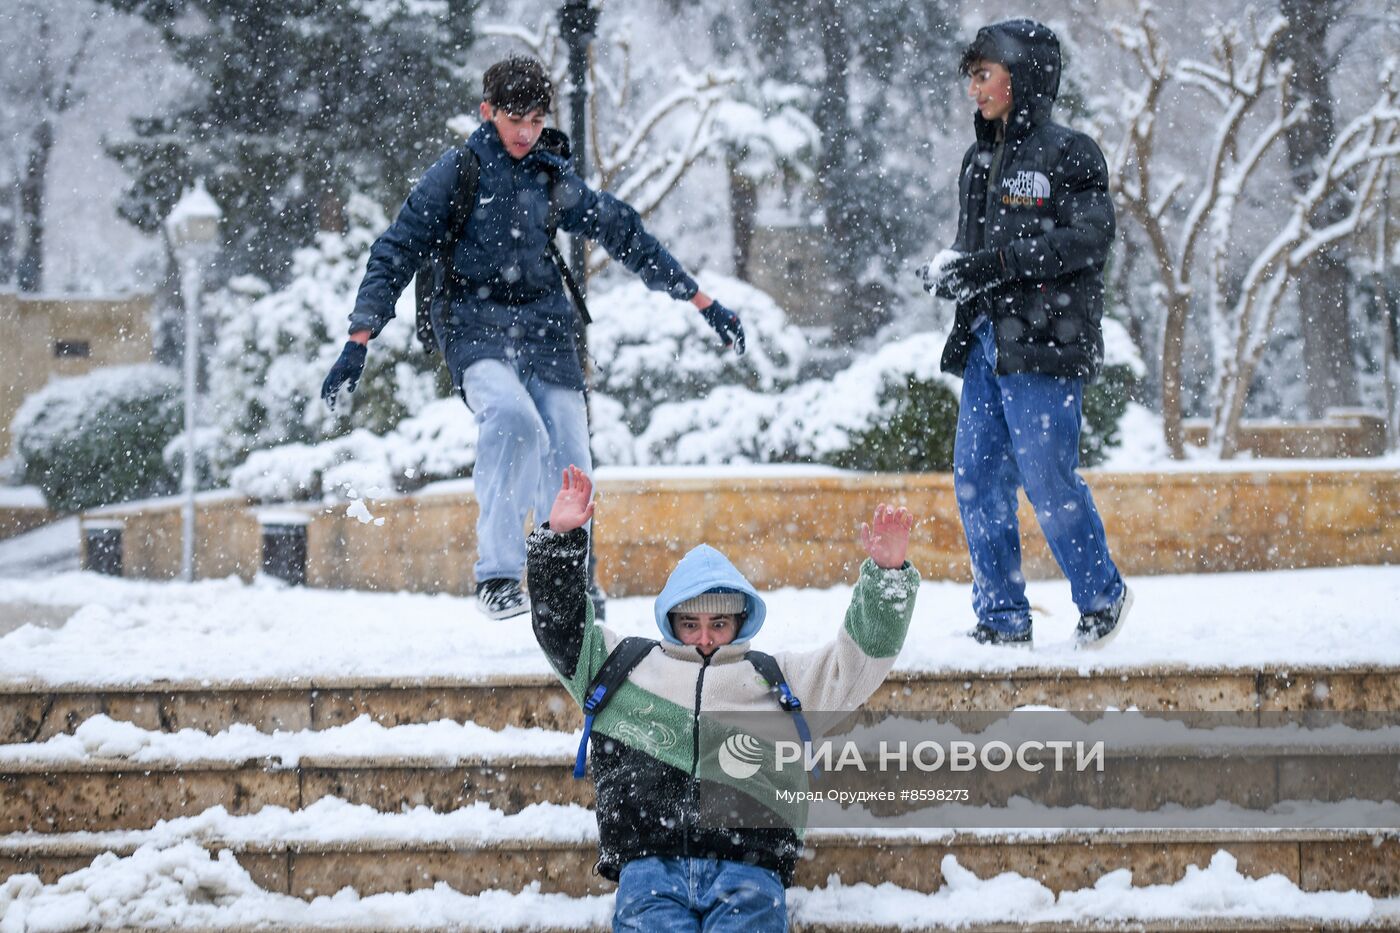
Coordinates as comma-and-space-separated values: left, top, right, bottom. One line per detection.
553, 172, 698, 301
526, 524, 611, 705
1001, 133, 1115, 283
773, 558, 920, 712
348, 148, 463, 338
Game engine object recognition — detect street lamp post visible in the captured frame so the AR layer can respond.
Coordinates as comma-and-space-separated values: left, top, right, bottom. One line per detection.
164, 181, 222, 582
558, 0, 602, 601
559, 0, 597, 296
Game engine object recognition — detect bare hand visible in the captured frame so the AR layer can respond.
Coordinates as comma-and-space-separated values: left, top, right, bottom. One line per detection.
548, 465, 595, 533
861, 504, 915, 570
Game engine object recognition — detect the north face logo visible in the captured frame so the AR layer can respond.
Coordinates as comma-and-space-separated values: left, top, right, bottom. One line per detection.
1002, 170, 1051, 206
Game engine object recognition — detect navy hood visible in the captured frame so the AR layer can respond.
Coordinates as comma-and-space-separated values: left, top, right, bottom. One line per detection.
966, 18, 1061, 133
654, 544, 766, 645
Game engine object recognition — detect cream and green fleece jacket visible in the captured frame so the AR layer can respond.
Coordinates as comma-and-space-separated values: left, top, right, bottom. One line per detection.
527, 525, 920, 885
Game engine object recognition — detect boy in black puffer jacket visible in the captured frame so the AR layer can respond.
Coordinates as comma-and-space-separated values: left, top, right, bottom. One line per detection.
922, 19, 1132, 649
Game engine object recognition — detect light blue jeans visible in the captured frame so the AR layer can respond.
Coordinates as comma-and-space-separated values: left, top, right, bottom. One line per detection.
954, 322, 1123, 634
461, 358, 591, 583
613, 857, 787, 932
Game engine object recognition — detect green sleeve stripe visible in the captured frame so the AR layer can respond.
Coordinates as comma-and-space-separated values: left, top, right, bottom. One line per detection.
842, 558, 920, 658
556, 602, 611, 706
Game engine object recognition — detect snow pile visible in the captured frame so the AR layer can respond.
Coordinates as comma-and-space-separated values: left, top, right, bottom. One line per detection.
0, 842, 1385, 929
0, 486, 45, 508
791, 851, 1378, 927
0, 839, 611, 930
0, 799, 599, 852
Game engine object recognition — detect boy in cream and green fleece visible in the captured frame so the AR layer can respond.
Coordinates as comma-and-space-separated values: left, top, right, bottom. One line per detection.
527, 465, 919, 931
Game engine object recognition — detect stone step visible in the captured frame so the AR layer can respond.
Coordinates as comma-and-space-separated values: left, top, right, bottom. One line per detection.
6, 663, 1397, 742
3, 828, 1396, 900
4, 743, 1396, 835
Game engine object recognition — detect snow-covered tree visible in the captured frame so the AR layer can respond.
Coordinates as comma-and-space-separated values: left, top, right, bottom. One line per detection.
709, 81, 820, 281
477, 10, 738, 282
1102, 1, 1400, 458
201, 195, 445, 485
730, 0, 961, 342
0, 0, 97, 291
101, 0, 475, 285
587, 272, 809, 436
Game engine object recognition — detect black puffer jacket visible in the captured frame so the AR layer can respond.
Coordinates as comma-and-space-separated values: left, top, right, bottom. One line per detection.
939, 18, 1115, 381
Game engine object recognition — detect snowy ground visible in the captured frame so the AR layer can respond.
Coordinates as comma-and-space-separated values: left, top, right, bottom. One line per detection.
2, 484, 1398, 928
0, 561, 1397, 686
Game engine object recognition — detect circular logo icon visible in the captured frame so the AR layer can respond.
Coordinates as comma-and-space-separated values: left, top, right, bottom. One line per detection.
718, 732, 765, 780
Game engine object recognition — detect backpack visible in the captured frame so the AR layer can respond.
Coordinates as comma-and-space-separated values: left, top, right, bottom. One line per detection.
414, 127, 591, 356
572, 636, 814, 779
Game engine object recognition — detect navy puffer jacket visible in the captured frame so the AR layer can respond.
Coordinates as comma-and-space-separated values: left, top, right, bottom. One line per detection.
350, 123, 699, 390
939, 19, 1116, 381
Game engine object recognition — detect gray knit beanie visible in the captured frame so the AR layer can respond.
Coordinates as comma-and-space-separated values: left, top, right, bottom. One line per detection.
671, 590, 746, 615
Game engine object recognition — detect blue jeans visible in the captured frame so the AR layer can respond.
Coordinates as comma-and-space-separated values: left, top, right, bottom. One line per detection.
613, 857, 787, 932
461, 358, 592, 583
953, 322, 1123, 634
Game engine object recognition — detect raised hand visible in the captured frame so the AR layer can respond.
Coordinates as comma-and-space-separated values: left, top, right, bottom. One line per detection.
548, 465, 595, 533
860, 504, 915, 570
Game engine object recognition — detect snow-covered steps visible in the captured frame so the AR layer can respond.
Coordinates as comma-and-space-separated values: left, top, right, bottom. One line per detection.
6, 663, 1399, 742
4, 714, 1397, 835
1, 799, 1397, 899
0, 715, 584, 832
5, 828, 1397, 932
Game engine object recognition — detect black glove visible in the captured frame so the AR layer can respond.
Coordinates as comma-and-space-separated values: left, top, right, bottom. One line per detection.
699, 300, 746, 355
321, 341, 367, 410
924, 249, 1007, 303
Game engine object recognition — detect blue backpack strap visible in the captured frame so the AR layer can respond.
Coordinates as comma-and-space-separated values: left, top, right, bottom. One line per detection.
574, 636, 659, 778
744, 649, 816, 773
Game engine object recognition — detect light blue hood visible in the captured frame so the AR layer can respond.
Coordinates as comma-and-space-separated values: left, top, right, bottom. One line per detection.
653, 544, 766, 645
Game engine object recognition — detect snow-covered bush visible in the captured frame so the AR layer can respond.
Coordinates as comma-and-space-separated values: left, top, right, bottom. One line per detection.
228, 398, 477, 501
11, 365, 181, 512
639, 318, 1144, 471
1081, 317, 1146, 467
201, 194, 446, 485
639, 332, 963, 469
588, 273, 809, 434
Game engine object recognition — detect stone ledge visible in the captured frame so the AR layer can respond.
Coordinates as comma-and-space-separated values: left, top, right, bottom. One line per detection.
83, 468, 1400, 594
4, 753, 1396, 835
4, 665, 1397, 744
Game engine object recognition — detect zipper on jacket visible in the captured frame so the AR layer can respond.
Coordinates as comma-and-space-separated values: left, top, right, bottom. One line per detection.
682, 651, 712, 859
984, 120, 1007, 237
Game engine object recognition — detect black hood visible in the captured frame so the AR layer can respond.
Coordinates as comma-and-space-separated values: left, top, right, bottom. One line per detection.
968, 18, 1061, 136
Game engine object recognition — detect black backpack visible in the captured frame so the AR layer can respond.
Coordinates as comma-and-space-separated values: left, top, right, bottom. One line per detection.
414, 127, 591, 355
572, 635, 814, 779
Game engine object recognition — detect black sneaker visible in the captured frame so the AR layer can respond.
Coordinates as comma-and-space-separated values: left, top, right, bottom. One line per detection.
968, 624, 1033, 647
476, 578, 530, 620
1075, 584, 1133, 649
